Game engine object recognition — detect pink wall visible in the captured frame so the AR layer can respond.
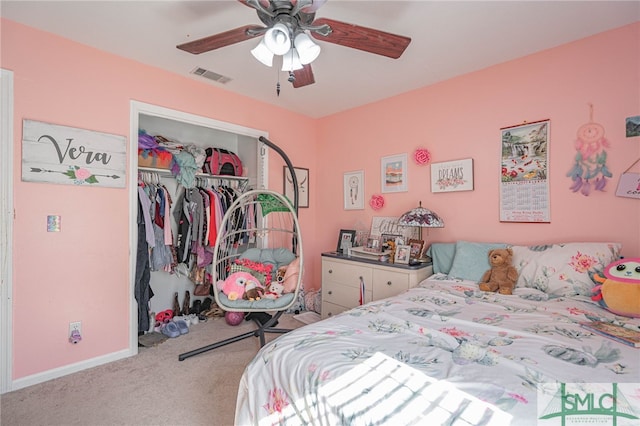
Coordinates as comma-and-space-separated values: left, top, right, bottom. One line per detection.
2, 18, 638, 383
316, 23, 639, 260
2, 19, 318, 380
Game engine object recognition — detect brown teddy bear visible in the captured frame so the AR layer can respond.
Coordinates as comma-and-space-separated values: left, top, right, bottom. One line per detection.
478, 248, 518, 295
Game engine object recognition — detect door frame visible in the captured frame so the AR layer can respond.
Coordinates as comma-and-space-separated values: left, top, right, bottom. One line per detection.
1, 69, 15, 394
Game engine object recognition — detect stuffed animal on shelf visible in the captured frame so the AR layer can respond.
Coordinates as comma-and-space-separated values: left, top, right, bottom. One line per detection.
264, 280, 285, 299
478, 248, 518, 295
592, 258, 640, 318
217, 271, 254, 301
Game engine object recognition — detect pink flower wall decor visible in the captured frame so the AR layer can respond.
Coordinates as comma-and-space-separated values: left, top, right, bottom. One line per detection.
414, 148, 431, 165
369, 194, 385, 210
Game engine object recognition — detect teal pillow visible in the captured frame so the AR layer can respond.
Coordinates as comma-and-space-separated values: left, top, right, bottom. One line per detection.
426, 243, 457, 274
448, 241, 508, 281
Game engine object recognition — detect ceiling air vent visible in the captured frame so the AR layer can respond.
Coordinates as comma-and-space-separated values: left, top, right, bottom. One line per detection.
190, 67, 232, 84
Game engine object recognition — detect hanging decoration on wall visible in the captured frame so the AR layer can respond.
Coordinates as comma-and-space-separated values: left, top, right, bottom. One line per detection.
413, 147, 431, 165
626, 115, 640, 138
499, 119, 550, 223
567, 104, 612, 196
369, 194, 385, 211
615, 158, 640, 199
22, 119, 126, 188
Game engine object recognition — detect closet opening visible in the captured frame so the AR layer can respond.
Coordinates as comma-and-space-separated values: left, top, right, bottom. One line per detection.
128, 101, 268, 353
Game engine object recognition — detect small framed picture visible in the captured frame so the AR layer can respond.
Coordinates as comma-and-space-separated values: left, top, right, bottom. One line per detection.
364, 237, 382, 253
283, 166, 309, 208
380, 233, 402, 249
394, 244, 411, 264
408, 239, 424, 260
381, 153, 408, 193
344, 170, 365, 210
336, 229, 356, 253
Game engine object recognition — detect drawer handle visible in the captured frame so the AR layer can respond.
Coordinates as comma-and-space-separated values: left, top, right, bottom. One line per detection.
328, 290, 333, 295
327, 312, 332, 317
328, 269, 333, 274
387, 281, 392, 286
359, 276, 363, 280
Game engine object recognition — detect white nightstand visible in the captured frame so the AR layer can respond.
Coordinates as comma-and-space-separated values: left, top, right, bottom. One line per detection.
321, 252, 433, 319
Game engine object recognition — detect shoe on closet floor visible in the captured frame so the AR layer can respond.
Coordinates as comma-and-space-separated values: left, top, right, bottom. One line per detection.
181, 291, 191, 316
173, 318, 189, 335
189, 300, 202, 315
161, 321, 180, 338
200, 297, 213, 313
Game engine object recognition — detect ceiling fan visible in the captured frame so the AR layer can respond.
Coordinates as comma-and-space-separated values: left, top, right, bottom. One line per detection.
177, 0, 411, 89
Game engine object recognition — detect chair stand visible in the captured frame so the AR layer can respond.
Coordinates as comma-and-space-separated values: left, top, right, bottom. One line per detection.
178, 310, 291, 361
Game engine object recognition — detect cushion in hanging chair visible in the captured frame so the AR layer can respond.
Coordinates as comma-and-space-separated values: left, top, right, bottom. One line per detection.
239, 248, 296, 271
218, 292, 296, 310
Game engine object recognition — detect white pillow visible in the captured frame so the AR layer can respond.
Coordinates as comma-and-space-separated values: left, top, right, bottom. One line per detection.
511, 242, 622, 297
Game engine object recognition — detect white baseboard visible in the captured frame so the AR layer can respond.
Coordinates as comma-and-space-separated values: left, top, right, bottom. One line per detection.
7, 348, 134, 393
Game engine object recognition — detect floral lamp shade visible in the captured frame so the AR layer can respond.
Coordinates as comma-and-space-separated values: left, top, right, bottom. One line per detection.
398, 201, 444, 241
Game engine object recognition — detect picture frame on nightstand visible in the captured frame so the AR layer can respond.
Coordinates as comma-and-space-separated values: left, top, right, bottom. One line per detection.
336, 229, 356, 253
408, 239, 424, 260
364, 237, 382, 253
394, 244, 411, 264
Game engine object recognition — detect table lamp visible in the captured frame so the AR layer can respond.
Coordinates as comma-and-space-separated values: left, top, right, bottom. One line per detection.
398, 201, 444, 262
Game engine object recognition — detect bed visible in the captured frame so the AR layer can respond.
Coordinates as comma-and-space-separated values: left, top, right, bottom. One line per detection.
235, 241, 640, 425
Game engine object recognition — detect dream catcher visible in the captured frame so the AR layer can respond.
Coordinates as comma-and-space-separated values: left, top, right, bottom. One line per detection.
567, 104, 612, 196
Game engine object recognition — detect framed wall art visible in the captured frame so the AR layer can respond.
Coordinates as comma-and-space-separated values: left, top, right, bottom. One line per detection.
344, 170, 365, 210
283, 166, 309, 208
430, 158, 474, 193
336, 229, 356, 253
381, 153, 408, 193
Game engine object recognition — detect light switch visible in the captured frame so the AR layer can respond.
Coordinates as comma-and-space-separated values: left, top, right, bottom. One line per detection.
47, 215, 61, 232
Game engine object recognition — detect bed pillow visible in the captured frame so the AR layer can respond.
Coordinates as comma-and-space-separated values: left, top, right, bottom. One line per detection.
447, 241, 508, 281
511, 242, 622, 297
426, 243, 457, 274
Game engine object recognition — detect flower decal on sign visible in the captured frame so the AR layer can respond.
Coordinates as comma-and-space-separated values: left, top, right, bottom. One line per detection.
369, 194, 385, 210
414, 148, 431, 165
63, 166, 99, 184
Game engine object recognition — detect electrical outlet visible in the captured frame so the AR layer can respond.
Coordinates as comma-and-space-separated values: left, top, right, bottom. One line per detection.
69, 321, 81, 336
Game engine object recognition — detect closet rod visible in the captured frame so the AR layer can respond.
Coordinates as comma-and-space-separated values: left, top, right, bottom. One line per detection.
139, 166, 250, 191
138, 166, 249, 182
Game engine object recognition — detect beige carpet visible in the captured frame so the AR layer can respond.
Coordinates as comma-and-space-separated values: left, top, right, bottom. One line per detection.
0, 314, 303, 426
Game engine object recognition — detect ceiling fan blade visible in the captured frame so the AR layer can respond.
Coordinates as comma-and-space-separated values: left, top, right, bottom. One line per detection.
310, 18, 411, 59
292, 64, 315, 88
237, 0, 270, 9
300, 0, 327, 13
177, 25, 263, 55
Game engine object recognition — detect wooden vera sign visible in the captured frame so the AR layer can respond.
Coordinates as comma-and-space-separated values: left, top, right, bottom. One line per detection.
22, 119, 126, 188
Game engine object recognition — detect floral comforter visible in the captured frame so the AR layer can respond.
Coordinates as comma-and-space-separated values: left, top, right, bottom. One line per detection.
235, 274, 640, 425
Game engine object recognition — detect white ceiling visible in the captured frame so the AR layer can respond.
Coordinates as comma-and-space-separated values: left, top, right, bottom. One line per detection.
2, 1, 639, 118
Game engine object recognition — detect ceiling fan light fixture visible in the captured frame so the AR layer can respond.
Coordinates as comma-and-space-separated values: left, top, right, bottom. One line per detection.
264, 23, 291, 56
251, 39, 274, 67
281, 48, 303, 71
294, 32, 321, 65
